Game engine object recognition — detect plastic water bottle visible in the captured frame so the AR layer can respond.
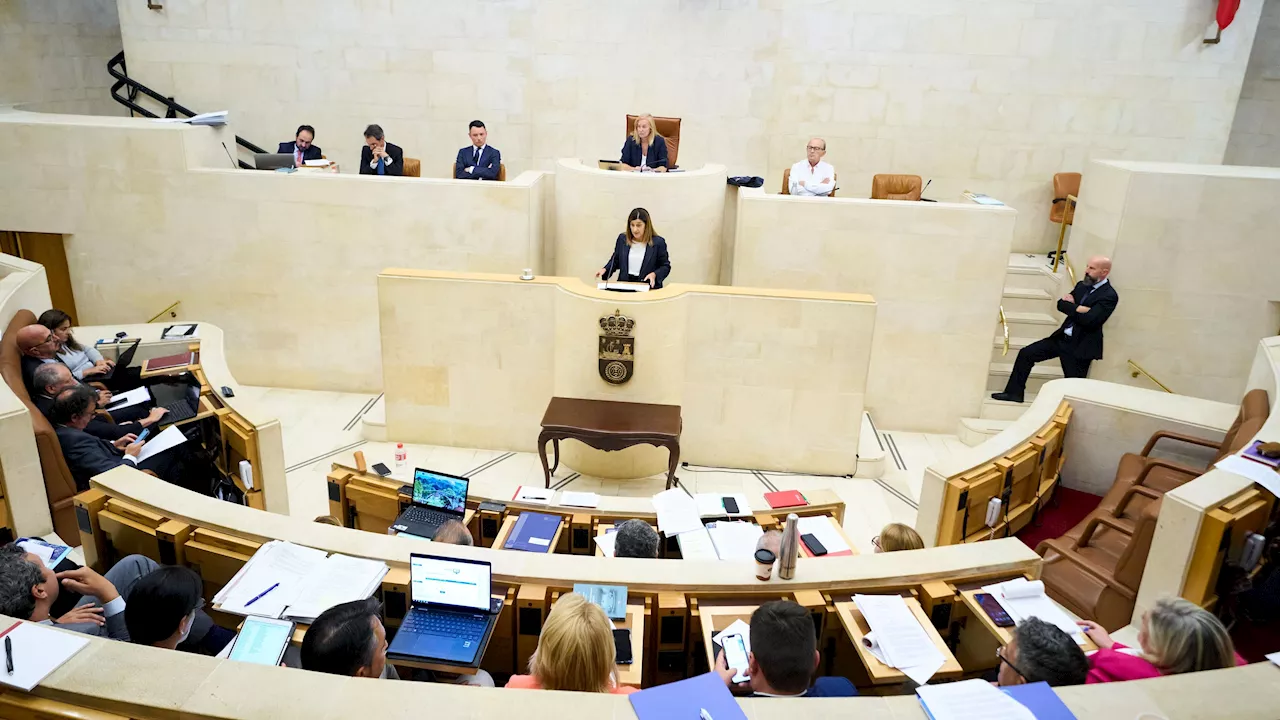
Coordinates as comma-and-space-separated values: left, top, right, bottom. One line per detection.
394, 443, 407, 469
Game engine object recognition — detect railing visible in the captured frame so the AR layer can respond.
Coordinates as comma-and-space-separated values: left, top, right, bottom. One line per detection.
147, 300, 181, 324
107, 51, 266, 168
998, 305, 1010, 357
1052, 193, 1077, 274
1128, 359, 1173, 393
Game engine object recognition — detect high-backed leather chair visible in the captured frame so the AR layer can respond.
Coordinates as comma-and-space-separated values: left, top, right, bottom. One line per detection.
1038, 496, 1162, 631
0, 310, 80, 543
1051, 172, 1082, 224
625, 115, 681, 168
780, 167, 837, 197
871, 174, 922, 201
447, 163, 506, 181
403, 157, 421, 178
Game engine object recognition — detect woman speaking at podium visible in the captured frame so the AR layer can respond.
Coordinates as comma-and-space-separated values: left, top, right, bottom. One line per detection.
595, 207, 671, 289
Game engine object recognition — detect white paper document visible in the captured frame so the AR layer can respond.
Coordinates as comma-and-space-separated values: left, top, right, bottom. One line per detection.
706, 521, 763, 561
303, 159, 331, 167
17, 540, 53, 568
0, 621, 90, 691
651, 488, 704, 536
596, 282, 650, 292
854, 594, 945, 685
559, 491, 600, 508
104, 386, 151, 411
162, 323, 198, 338
917, 679, 1035, 720
593, 531, 617, 557
283, 553, 389, 622
514, 486, 554, 505
214, 541, 329, 618
1216, 454, 1280, 497
694, 493, 751, 518
677, 527, 719, 560
982, 577, 1084, 642
712, 619, 752, 656
135, 424, 188, 463
797, 515, 850, 554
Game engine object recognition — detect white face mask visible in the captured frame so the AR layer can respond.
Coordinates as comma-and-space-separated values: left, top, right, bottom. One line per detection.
177, 612, 194, 644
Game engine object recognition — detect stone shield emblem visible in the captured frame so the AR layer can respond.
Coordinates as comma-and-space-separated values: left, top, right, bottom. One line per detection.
598, 310, 635, 385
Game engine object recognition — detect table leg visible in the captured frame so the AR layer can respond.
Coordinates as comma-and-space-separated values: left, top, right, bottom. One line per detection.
537, 431, 554, 489
665, 441, 680, 490
550, 438, 560, 474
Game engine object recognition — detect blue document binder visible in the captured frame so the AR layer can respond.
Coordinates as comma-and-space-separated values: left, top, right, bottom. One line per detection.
503, 512, 560, 553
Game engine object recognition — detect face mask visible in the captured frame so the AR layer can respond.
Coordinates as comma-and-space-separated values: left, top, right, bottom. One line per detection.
177, 613, 194, 644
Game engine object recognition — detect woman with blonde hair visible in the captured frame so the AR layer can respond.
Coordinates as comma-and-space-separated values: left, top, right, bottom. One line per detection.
619, 114, 668, 172
505, 592, 637, 694
872, 523, 924, 553
1080, 596, 1245, 683
596, 207, 671, 289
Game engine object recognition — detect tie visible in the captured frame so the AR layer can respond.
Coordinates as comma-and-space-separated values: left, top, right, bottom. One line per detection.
473, 147, 480, 165
295, 147, 303, 166
377, 157, 386, 176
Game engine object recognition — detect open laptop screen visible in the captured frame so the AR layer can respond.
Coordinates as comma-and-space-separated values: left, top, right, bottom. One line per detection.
410, 555, 489, 611
412, 468, 468, 512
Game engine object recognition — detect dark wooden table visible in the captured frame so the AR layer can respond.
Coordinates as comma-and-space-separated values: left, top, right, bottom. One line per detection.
537, 397, 683, 489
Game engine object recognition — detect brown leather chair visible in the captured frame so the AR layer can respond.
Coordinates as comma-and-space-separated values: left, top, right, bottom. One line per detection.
780, 167, 836, 197
403, 157, 421, 178
1038, 496, 1161, 631
0, 310, 80, 544
625, 115, 681, 168
871, 174, 922, 201
448, 163, 506, 181
1051, 172, 1081, 225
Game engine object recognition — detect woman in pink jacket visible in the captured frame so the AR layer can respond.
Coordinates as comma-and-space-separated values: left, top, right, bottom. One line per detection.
1079, 596, 1245, 683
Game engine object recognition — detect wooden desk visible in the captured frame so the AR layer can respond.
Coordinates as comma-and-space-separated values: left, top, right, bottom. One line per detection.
798, 515, 859, 557
492, 514, 565, 553
614, 599, 647, 687
538, 397, 682, 489
831, 596, 963, 684
958, 588, 1098, 653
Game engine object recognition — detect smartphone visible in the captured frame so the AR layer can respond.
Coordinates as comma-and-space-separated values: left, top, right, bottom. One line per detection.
228, 616, 296, 666
976, 592, 1015, 627
371, 462, 392, 476
722, 496, 740, 514
801, 533, 827, 556
613, 628, 633, 664
722, 633, 750, 683
136, 428, 151, 443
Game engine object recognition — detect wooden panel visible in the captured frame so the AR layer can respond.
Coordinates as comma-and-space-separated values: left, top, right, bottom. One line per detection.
0, 690, 129, 720
1182, 487, 1276, 606
13, 231, 77, 323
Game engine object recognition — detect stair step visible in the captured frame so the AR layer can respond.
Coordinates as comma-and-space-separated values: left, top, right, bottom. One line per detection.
980, 394, 1037, 421
957, 417, 1014, 447
1002, 311, 1058, 327
987, 362, 1063, 393
991, 335, 1039, 363
1001, 286, 1056, 314
1004, 262, 1063, 294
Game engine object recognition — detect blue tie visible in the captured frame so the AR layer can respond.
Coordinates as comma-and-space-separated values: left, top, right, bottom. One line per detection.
377, 157, 386, 176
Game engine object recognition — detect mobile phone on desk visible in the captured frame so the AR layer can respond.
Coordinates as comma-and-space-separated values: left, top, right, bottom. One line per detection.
371, 462, 391, 476
612, 628, 633, 664
801, 533, 827, 556
722, 633, 750, 683
722, 497, 739, 515
227, 616, 295, 666
976, 592, 1015, 627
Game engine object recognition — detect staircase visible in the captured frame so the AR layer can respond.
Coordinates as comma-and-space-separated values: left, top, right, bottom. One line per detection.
958, 254, 1069, 446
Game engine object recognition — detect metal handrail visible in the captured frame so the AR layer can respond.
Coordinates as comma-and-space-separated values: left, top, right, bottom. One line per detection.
998, 305, 1010, 357
147, 301, 181, 324
1052, 193, 1077, 273
1128, 360, 1173, 393
107, 51, 266, 168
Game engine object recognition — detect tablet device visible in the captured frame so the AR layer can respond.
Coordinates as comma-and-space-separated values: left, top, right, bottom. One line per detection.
227, 616, 295, 666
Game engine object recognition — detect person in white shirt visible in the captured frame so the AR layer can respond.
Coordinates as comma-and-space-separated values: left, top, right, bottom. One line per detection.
788, 139, 835, 197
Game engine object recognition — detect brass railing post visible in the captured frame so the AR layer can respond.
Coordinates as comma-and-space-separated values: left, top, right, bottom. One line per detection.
998, 306, 1010, 357
1128, 359, 1173, 393
147, 300, 181, 323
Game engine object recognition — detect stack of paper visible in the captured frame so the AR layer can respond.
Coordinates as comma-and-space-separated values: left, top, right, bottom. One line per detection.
706, 521, 763, 561
17, 537, 72, 569
982, 578, 1084, 643
560, 491, 600, 508
694, 493, 751, 518
104, 386, 151, 411
651, 488, 703, 537
0, 621, 90, 691
212, 541, 388, 621
854, 594, 945, 685
796, 516, 852, 556
513, 486, 554, 504
676, 527, 719, 560
917, 678, 1035, 720
284, 554, 389, 622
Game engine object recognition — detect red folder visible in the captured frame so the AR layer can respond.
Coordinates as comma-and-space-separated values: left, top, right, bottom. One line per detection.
764, 490, 807, 509
148, 352, 195, 370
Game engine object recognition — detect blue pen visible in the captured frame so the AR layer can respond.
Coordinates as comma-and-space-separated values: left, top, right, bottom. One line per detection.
244, 582, 280, 607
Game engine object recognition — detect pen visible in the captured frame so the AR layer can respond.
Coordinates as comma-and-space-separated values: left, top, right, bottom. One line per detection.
5, 636, 13, 675
244, 582, 280, 607
699, 709, 713, 720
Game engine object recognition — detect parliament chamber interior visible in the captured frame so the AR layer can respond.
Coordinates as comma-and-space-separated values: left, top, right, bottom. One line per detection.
1, 0, 1280, 718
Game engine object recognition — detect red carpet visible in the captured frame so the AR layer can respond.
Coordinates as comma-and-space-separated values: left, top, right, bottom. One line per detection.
1016, 487, 1100, 551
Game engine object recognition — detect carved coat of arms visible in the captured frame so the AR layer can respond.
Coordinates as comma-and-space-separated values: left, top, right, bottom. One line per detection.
598, 310, 635, 385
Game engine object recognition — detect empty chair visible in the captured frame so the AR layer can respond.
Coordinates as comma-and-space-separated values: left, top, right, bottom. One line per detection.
625, 115, 681, 169
871, 174, 922, 201
1050, 173, 1081, 225
403, 157, 421, 178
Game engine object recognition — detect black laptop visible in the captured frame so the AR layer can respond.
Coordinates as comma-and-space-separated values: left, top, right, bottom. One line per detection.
91, 340, 139, 382
150, 381, 200, 425
386, 553, 498, 666
391, 468, 470, 538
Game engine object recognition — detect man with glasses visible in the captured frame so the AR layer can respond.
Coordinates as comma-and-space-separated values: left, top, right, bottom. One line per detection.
17, 323, 63, 392
788, 138, 835, 197
996, 617, 1089, 687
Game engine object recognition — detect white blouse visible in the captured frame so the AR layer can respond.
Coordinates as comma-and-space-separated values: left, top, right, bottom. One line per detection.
627, 242, 646, 278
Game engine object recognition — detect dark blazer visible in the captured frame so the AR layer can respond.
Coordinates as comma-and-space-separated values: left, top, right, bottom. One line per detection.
620, 135, 668, 170
1052, 280, 1119, 361
277, 142, 323, 162
21, 355, 47, 392
359, 142, 405, 176
35, 393, 138, 441
55, 425, 130, 491
601, 234, 671, 289
455, 145, 501, 180
748, 676, 858, 698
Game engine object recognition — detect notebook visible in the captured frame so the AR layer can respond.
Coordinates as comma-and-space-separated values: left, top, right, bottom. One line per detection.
629, 671, 747, 720
0, 621, 90, 691
147, 351, 196, 370
573, 583, 628, 620
1000, 682, 1077, 720
764, 490, 807, 509
504, 512, 561, 552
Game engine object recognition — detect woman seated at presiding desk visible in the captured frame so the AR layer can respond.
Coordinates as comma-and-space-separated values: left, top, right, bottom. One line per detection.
619, 113, 668, 172
595, 207, 671, 289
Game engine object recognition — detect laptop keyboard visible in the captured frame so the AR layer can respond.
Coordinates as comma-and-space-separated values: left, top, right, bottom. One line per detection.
403, 610, 486, 639
401, 506, 453, 527
161, 401, 196, 423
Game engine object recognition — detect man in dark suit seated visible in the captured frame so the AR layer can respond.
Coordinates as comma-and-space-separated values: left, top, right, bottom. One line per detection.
49, 384, 188, 491
301, 598, 398, 679
454, 120, 501, 180
278, 124, 322, 167
17, 323, 60, 393
359, 124, 403, 176
714, 600, 857, 697
992, 255, 1119, 404
32, 363, 166, 441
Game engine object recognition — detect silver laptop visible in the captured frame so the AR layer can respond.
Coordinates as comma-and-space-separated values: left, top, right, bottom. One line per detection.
253, 153, 296, 171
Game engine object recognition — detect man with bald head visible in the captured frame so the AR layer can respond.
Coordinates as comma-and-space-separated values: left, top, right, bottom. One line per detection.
993, 256, 1118, 404
17, 323, 61, 392
789, 138, 835, 197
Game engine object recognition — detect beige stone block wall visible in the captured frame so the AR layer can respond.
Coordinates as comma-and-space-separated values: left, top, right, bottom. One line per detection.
1070, 160, 1280, 403
115, 0, 1265, 252
553, 160, 728, 286
0, 0, 124, 116
379, 272, 874, 476
733, 191, 1016, 432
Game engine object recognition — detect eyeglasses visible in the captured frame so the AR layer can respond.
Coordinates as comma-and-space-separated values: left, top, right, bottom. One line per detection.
871, 536, 881, 550
806, 146, 824, 151
996, 646, 1026, 678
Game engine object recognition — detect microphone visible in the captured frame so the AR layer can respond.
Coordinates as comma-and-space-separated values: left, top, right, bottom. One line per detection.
920, 178, 937, 202
221, 142, 238, 169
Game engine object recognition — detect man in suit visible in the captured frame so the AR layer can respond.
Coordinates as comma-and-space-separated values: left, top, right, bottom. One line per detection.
32, 363, 166, 441
278, 124, 322, 166
454, 120, 501, 180
714, 600, 856, 697
993, 255, 1118, 403
17, 323, 60, 392
359, 124, 404, 176
301, 598, 398, 679
0, 544, 224, 650
50, 384, 188, 491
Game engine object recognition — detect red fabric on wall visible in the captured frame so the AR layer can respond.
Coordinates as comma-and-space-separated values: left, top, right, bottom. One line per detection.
1218, 0, 1241, 30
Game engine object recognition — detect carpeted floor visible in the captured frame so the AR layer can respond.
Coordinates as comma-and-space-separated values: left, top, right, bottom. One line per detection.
1016, 486, 1101, 551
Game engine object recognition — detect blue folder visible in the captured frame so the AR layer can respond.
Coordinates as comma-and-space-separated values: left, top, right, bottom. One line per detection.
629, 671, 746, 720
1000, 682, 1077, 720
504, 512, 561, 553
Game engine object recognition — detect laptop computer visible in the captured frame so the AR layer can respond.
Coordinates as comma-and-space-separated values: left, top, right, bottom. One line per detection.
598, 159, 625, 171
92, 340, 139, 381
253, 153, 296, 171
150, 381, 201, 425
386, 553, 498, 666
391, 468, 469, 538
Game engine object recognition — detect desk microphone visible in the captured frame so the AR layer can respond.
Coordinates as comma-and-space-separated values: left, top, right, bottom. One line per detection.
920, 178, 938, 202
221, 142, 238, 169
